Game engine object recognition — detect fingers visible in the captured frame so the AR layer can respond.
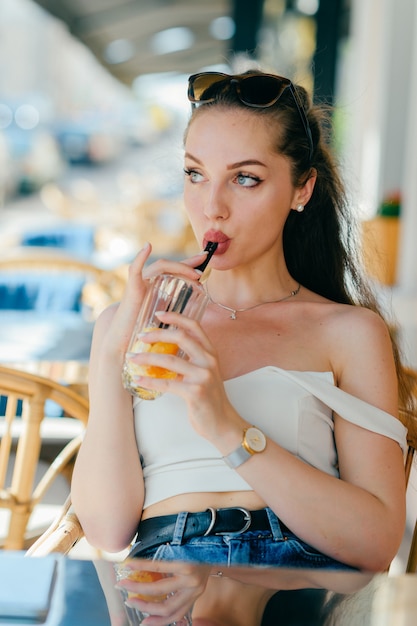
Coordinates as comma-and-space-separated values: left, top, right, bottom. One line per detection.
124, 242, 153, 299
113, 242, 153, 319
127, 244, 206, 288
142, 251, 208, 282
115, 559, 209, 625
116, 245, 209, 331
95, 246, 211, 385
141, 311, 214, 356
129, 316, 217, 385
124, 592, 192, 626
103, 243, 152, 348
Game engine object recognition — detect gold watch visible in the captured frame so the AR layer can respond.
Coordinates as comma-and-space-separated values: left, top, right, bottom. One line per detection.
223, 426, 267, 469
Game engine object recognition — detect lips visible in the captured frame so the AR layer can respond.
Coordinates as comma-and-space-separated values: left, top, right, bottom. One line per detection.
203, 230, 230, 254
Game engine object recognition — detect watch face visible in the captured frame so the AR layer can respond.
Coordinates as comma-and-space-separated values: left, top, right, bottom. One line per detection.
245, 427, 266, 453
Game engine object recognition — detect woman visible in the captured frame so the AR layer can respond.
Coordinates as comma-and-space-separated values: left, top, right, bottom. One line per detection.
72, 70, 409, 626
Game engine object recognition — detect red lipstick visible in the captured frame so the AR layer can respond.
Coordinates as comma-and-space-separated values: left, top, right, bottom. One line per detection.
203, 230, 230, 255
204, 230, 229, 244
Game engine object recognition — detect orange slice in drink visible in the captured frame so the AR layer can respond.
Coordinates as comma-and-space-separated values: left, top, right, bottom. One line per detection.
132, 328, 179, 379
126, 569, 167, 602
146, 340, 178, 378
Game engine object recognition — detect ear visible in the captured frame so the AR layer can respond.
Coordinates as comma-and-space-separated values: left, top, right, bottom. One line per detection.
291, 169, 317, 212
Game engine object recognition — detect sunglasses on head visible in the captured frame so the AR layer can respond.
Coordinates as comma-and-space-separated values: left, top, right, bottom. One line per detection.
188, 71, 313, 162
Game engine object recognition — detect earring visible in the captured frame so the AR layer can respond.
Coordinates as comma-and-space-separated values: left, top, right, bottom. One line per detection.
296, 204, 304, 212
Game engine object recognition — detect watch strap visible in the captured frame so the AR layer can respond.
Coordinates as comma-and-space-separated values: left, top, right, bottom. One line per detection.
223, 444, 252, 469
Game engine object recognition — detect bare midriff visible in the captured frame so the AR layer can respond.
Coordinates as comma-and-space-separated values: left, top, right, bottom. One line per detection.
141, 490, 267, 520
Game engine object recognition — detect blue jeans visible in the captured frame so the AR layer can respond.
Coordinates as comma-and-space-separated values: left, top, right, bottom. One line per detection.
129, 508, 355, 570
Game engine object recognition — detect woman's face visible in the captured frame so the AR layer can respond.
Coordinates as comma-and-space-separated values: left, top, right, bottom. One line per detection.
183, 107, 301, 271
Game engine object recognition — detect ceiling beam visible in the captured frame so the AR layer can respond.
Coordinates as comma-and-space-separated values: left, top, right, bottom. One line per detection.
32, 0, 264, 84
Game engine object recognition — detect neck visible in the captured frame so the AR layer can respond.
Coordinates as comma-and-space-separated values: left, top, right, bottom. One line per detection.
204, 273, 301, 320
206, 268, 298, 311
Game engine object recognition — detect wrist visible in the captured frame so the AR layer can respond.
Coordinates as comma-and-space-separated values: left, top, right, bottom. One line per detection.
222, 425, 267, 469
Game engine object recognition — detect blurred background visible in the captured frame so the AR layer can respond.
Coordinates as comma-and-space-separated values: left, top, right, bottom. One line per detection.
1, 0, 417, 572
0, 0, 417, 340
0, 0, 339, 265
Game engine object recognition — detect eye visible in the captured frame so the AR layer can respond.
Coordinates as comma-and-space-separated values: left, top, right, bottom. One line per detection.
235, 173, 261, 187
184, 168, 204, 183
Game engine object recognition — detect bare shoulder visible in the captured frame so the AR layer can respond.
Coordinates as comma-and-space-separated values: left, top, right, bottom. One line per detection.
326, 304, 390, 349
324, 302, 391, 342
321, 303, 397, 411
93, 302, 120, 335
295, 293, 392, 354
88, 303, 122, 364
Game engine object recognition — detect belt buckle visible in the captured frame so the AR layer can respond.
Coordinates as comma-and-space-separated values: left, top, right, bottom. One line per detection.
204, 507, 252, 536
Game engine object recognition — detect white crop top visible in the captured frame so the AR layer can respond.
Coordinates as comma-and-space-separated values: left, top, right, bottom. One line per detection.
133, 366, 407, 509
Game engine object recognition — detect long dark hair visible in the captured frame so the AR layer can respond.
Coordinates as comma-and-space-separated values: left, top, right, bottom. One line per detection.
186, 70, 412, 412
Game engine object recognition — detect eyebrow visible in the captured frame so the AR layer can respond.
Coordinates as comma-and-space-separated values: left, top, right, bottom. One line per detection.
184, 153, 267, 170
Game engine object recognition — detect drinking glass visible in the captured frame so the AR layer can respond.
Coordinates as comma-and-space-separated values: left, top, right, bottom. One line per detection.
114, 564, 193, 625
122, 273, 209, 400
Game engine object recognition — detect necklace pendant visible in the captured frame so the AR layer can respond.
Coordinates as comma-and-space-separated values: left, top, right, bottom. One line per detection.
205, 282, 301, 320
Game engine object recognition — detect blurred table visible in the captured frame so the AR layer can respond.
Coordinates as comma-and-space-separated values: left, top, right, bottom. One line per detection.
0, 553, 115, 626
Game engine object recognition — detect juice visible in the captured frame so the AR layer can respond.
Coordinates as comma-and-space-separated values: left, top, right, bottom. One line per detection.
122, 328, 179, 400
125, 569, 167, 602
115, 563, 193, 624
122, 272, 210, 401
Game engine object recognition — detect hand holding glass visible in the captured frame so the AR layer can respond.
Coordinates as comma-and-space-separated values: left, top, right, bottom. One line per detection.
122, 244, 217, 400
115, 564, 193, 625
122, 273, 209, 400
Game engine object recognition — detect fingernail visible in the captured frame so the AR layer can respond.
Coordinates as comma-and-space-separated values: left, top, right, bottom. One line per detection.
124, 601, 134, 608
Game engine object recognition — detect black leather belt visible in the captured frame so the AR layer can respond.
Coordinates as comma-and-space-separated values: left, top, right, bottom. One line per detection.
131, 507, 279, 557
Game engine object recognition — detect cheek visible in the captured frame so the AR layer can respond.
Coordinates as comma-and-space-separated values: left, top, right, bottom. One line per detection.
183, 183, 192, 206
184, 184, 202, 214
183, 189, 203, 231
243, 205, 287, 246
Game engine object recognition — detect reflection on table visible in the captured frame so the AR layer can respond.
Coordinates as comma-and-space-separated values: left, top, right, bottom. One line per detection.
2, 553, 417, 626
86, 563, 417, 626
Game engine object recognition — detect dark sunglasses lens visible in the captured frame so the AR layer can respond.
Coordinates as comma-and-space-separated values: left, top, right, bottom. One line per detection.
239, 76, 288, 106
189, 74, 228, 101
239, 76, 290, 106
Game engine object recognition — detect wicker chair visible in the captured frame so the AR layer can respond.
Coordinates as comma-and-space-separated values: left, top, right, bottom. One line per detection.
399, 367, 417, 572
26, 494, 83, 556
0, 365, 88, 550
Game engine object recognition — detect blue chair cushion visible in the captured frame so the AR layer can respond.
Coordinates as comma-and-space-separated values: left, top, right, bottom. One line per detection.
21, 225, 95, 258
0, 273, 84, 312
0, 310, 94, 361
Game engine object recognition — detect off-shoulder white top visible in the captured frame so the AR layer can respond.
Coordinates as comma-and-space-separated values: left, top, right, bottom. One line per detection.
133, 367, 407, 509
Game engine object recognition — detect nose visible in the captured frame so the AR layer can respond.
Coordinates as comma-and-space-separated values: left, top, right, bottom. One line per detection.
204, 184, 230, 221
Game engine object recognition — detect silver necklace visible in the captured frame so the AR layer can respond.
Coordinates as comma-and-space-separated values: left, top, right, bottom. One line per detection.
205, 283, 301, 320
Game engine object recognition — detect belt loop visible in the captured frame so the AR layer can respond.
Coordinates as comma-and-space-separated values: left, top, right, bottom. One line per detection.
171, 512, 188, 545
265, 507, 284, 540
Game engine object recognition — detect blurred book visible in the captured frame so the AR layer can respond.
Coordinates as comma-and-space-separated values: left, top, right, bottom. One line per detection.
0, 553, 59, 623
